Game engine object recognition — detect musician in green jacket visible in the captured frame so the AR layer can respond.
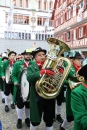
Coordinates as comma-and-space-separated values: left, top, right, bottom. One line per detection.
0, 56, 8, 103
27, 47, 55, 130
71, 59, 87, 130
2, 51, 16, 112
60, 51, 83, 130
11, 50, 32, 129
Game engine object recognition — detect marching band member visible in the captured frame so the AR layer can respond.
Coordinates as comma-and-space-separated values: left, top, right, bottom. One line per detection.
60, 51, 83, 130
2, 51, 16, 112
71, 60, 87, 130
0, 56, 8, 103
11, 50, 32, 129
56, 54, 67, 123
27, 47, 55, 130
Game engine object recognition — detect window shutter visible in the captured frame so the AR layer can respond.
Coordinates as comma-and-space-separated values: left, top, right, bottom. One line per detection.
64, 33, 67, 42
54, 20, 56, 28
58, 18, 60, 26
76, 4, 79, 15
76, 28, 79, 40
64, 13, 67, 21
83, 25, 86, 37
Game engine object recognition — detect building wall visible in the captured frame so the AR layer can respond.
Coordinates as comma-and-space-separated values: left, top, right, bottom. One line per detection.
0, 0, 55, 40
53, 0, 87, 49
0, 39, 49, 54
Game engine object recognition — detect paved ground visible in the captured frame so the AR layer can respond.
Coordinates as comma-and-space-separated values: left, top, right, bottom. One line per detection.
0, 93, 73, 130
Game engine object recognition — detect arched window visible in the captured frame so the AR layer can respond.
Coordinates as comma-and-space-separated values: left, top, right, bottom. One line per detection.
44, 0, 47, 10
38, 0, 41, 9
49, 1, 53, 9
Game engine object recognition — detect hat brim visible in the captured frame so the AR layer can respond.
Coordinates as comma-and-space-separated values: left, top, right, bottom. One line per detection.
2, 57, 8, 61
78, 64, 87, 76
32, 49, 47, 57
69, 56, 83, 59
8, 51, 16, 57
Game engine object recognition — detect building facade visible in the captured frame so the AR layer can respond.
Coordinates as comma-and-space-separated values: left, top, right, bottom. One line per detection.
0, 0, 54, 40
52, 0, 87, 51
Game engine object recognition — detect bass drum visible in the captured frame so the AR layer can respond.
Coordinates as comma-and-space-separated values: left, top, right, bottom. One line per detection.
5, 67, 11, 84
20, 69, 29, 102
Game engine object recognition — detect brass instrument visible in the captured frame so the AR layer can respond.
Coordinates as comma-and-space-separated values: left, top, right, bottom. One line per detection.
35, 38, 71, 99
68, 80, 82, 90
68, 73, 84, 90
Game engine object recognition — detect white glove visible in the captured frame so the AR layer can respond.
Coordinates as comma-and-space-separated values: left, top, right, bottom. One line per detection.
2, 76, 5, 81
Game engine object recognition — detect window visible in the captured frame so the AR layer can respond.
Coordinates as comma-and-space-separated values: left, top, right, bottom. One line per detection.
38, 0, 41, 9
43, 18, 46, 26
79, 27, 83, 38
25, 33, 28, 39
13, 15, 17, 23
20, 0, 22, 7
49, 1, 53, 9
26, 0, 28, 8
44, 0, 47, 10
61, 16, 64, 24
36, 34, 38, 40
22, 33, 24, 39
24, 16, 29, 24
5, 13, 8, 23
49, 20, 53, 27
19, 33, 21, 39
67, 31, 71, 41
18, 15, 23, 24
67, 10, 71, 20
29, 33, 31, 39
37, 18, 42, 25
61, 35, 64, 41
56, 19, 58, 27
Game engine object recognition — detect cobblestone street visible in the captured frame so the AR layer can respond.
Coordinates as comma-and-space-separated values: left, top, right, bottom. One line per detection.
0, 93, 73, 130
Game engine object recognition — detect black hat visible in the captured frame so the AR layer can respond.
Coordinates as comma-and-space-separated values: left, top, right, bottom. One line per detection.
78, 59, 87, 79
69, 51, 83, 59
21, 49, 33, 55
2, 57, 8, 61
8, 51, 17, 57
31, 47, 47, 57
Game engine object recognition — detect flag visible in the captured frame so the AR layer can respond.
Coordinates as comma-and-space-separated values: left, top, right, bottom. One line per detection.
7, 1, 15, 30
44, 10, 51, 31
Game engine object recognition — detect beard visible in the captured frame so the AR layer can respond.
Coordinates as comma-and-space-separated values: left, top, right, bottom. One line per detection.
24, 58, 30, 61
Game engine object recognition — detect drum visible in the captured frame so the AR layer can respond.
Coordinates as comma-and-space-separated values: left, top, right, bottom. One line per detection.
5, 67, 12, 84
20, 69, 29, 102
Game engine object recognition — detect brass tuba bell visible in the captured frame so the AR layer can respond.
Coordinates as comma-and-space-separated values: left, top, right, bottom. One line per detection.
35, 38, 71, 99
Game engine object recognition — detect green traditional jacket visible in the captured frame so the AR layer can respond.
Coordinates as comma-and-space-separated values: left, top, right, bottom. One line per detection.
71, 81, 87, 130
64, 65, 77, 116
0, 61, 3, 78
11, 60, 33, 104
0, 61, 4, 90
27, 61, 55, 123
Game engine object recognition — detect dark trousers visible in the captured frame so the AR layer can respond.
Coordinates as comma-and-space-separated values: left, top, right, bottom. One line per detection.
56, 85, 65, 106
0, 78, 4, 91
16, 87, 29, 109
31, 99, 55, 127
4, 82, 14, 96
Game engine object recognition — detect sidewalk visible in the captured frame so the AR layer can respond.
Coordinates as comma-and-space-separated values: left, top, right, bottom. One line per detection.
0, 94, 73, 130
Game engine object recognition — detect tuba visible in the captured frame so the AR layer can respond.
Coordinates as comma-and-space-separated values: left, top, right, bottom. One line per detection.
35, 38, 71, 99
